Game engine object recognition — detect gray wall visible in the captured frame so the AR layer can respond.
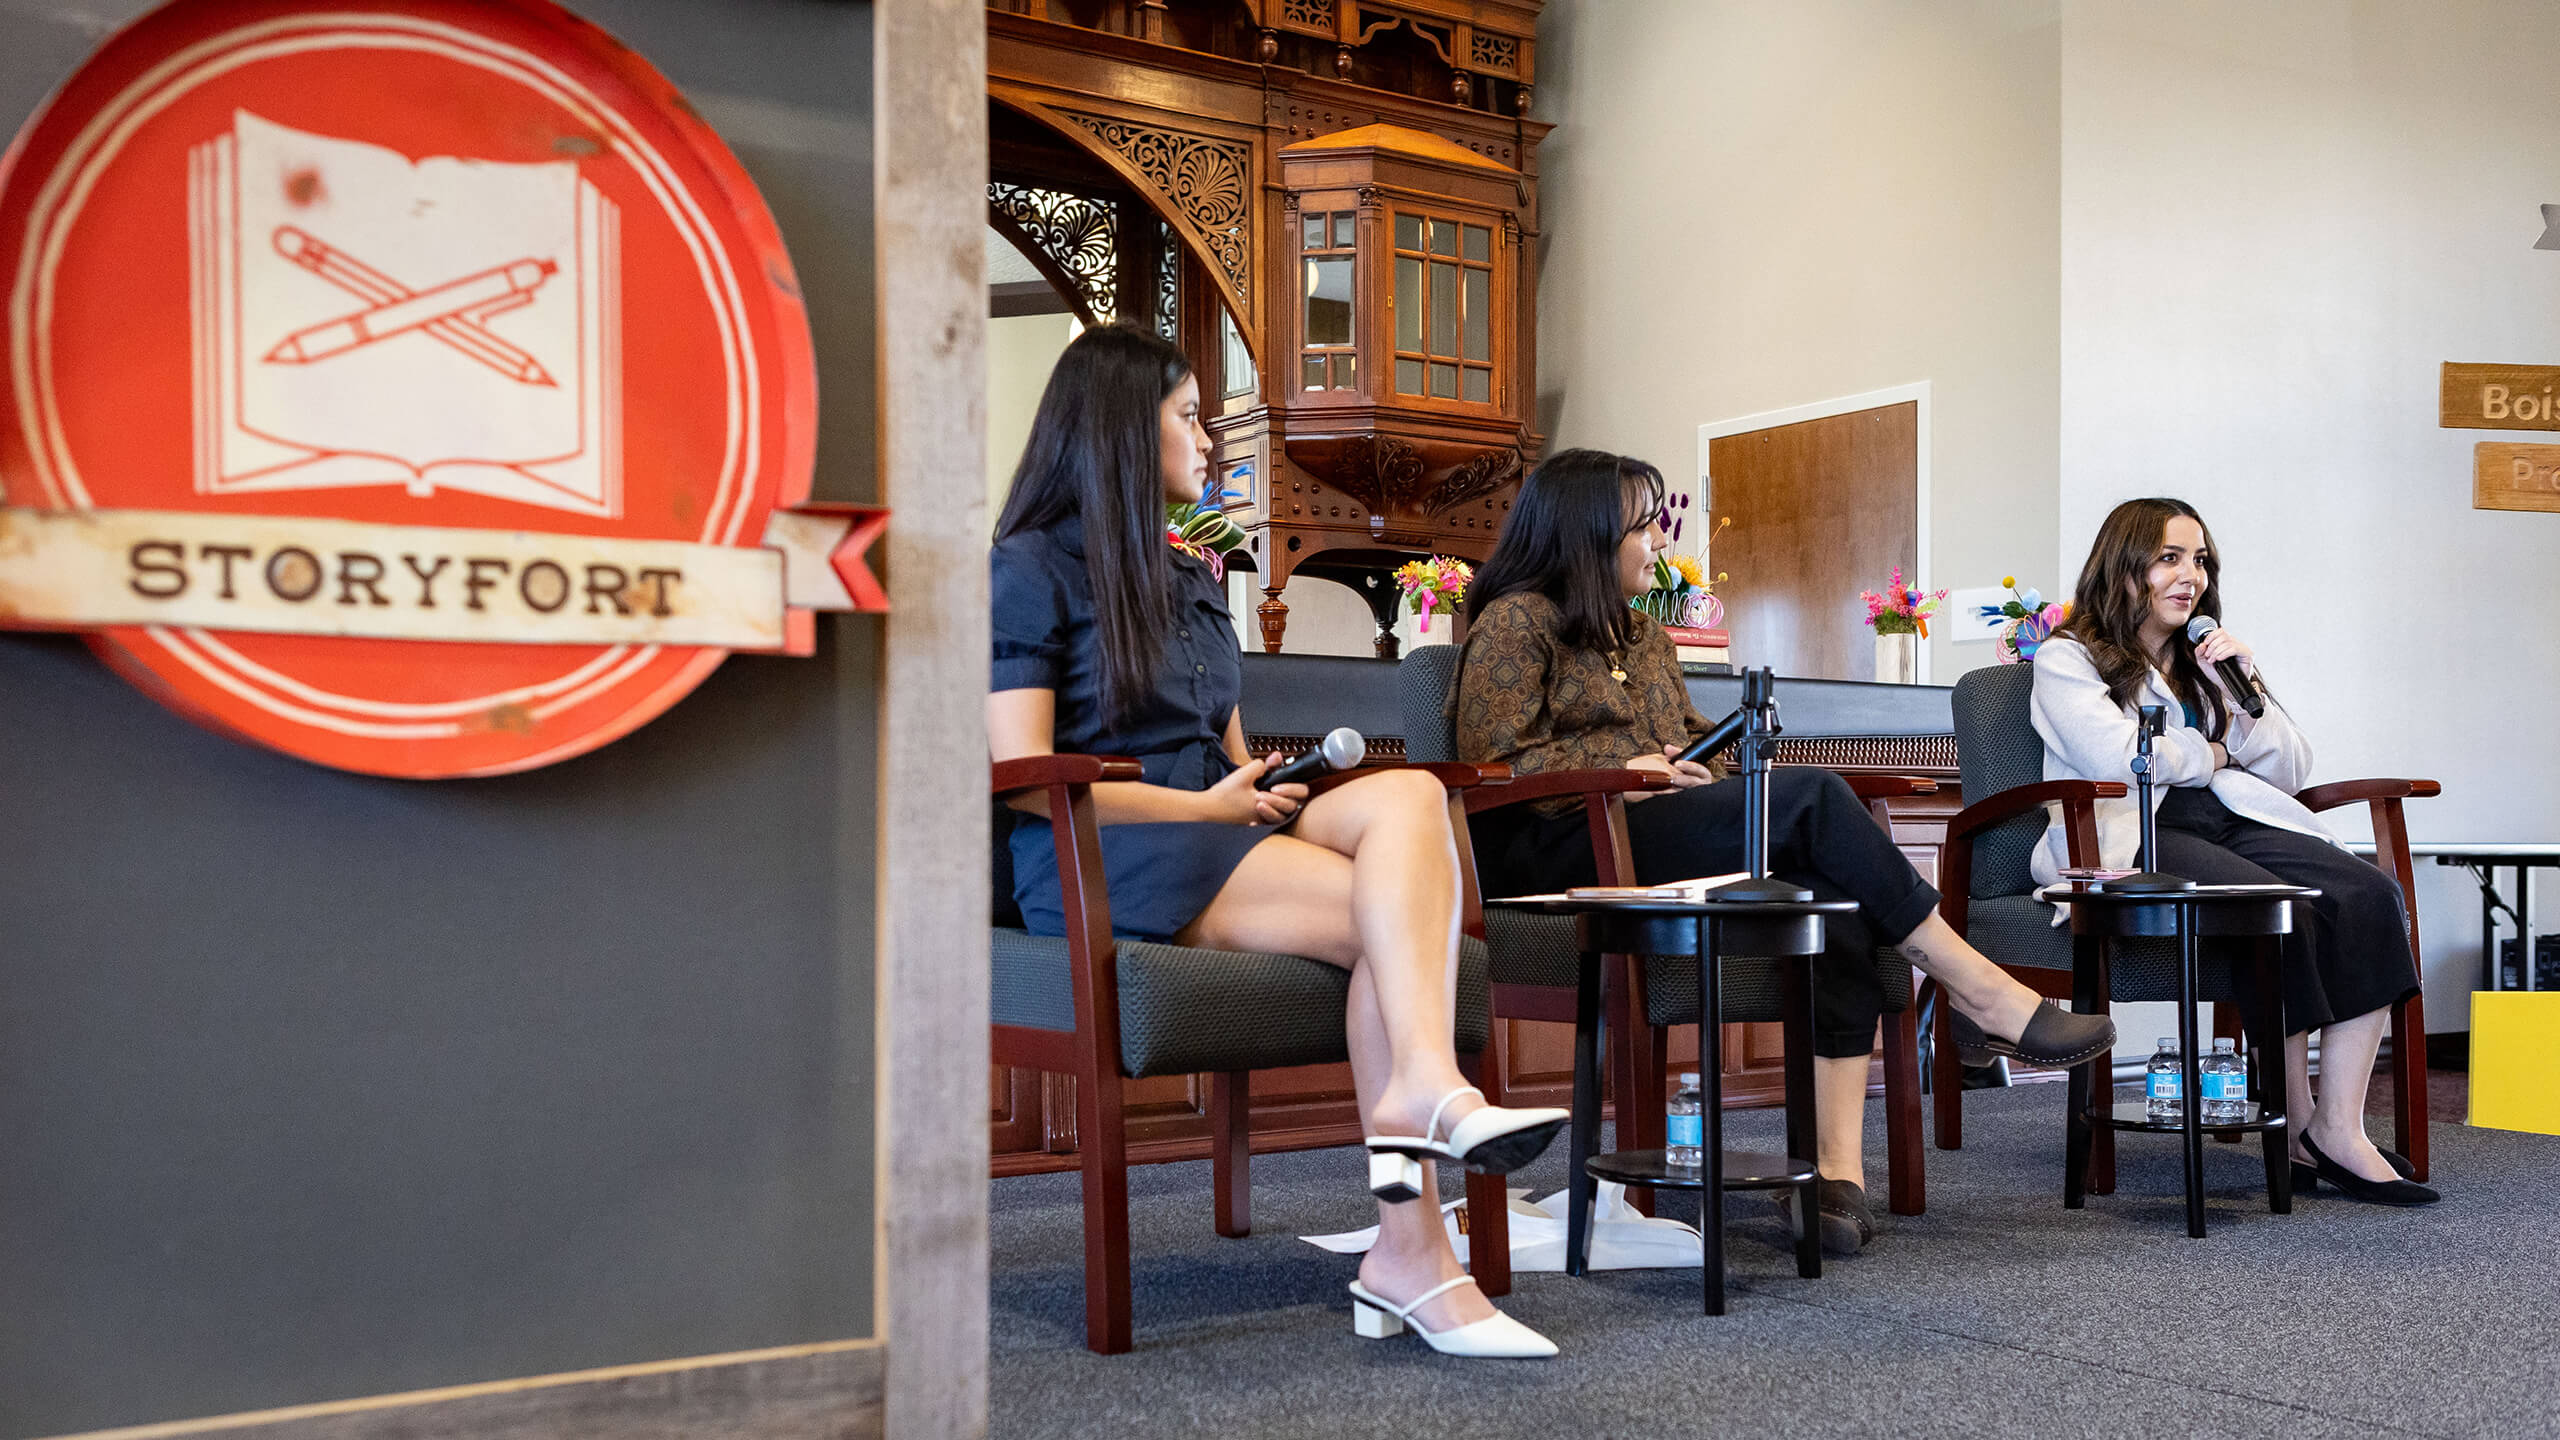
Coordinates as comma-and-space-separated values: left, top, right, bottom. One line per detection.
0, 2, 878, 1434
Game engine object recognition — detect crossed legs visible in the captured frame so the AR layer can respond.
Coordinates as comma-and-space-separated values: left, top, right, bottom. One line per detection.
1177, 767, 1497, 1331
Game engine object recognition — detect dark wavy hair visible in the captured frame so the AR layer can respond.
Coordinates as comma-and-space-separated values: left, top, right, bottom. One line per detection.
1464, 447, 1667, 654
2051, 496, 2229, 742
994, 322, 1194, 724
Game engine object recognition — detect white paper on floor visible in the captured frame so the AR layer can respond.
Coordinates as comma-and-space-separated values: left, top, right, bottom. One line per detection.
1299, 1183, 1703, 1270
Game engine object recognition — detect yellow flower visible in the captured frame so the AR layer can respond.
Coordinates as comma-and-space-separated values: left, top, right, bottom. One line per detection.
2002, 575, 2016, 589
1668, 553, 1706, 587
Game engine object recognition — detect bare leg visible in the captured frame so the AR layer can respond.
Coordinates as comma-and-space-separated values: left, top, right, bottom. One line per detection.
2284, 1030, 2316, 1161
1178, 769, 1495, 1330
1268, 767, 1478, 1132
2294, 1008, 2396, 1180
1894, 910, 2046, 1040
1344, 962, 1489, 1327
1816, 1054, 1870, 1190
1180, 770, 1474, 1127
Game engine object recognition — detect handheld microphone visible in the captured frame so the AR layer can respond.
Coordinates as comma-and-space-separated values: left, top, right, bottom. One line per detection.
1259, 727, 1365, 790
2184, 616, 2266, 719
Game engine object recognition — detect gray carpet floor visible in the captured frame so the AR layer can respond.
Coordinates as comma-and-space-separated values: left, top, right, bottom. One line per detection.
991, 1083, 2560, 1439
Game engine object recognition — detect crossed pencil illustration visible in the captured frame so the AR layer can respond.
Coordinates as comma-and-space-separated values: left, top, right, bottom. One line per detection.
262, 226, 559, 387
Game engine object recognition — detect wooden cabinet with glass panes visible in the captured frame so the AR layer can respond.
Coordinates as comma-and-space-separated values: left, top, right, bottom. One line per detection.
1213, 123, 1533, 657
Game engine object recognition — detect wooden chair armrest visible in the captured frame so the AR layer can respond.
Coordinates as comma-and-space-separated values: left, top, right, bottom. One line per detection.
1839, 774, 1937, 800
1307, 761, 1513, 797
1463, 768, 1672, 815
1946, 779, 2126, 841
2294, 778, 2442, 813
991, 753, 1143, 797
2293, 780, 2436, 951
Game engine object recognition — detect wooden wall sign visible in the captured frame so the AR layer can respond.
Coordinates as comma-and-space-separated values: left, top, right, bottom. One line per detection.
2473, 441, 2560, 514
2441, 362, 2560, 430
0, 0, 875, 778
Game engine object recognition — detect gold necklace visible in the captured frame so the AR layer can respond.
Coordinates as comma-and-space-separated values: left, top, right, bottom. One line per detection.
1607, 647, 1628, 684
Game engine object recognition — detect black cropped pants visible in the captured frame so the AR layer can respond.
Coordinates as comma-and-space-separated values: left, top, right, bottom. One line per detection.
1476, 768, 1941, 1058
2153, 787, 2420, 1036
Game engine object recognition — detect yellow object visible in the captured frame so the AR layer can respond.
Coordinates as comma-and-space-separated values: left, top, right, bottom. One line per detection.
2469, 992, 2560, 1136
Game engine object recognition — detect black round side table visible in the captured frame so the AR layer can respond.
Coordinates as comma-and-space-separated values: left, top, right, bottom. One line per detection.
1485, 893, 1855, 1315
2042, 883, 2316, 1238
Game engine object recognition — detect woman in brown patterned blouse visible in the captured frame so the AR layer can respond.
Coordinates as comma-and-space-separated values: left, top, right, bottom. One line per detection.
1452, 448, 2116, 1254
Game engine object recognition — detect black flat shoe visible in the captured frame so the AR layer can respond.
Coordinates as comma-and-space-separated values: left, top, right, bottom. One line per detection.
1948, 1003, 2117, 1069
1772, 1179, 1875, 1256
2301, 1134, 2438, 1206
2291, 1146, 2415, 1193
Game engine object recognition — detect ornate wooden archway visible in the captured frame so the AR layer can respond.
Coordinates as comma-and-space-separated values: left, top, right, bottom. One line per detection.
986, 0, 1550, 656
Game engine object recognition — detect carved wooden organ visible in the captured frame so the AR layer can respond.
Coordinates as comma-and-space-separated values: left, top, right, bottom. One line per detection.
986, 0, 1550, 655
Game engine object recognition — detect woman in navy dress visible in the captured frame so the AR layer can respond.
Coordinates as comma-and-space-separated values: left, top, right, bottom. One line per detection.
989, 323, 1565, 1357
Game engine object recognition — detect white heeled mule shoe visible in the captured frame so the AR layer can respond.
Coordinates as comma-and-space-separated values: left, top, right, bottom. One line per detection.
1363, 1086, 1569, 1202
1346, 1276, 1557, 1358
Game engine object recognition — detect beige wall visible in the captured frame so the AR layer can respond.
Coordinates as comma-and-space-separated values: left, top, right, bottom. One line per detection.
2061, 0, 2560, 1024
985, 311, 1078, 526
1236, 569, 1438, 659
1533, 0, 2064, 683
1533, 0, 2560, 1033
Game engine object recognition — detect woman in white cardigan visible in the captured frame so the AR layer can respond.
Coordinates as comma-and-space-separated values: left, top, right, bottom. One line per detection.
2031, 498, 2436, 1206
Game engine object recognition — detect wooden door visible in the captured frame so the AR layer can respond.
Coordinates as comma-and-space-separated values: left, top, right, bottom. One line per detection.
1708, 402, 1918, 681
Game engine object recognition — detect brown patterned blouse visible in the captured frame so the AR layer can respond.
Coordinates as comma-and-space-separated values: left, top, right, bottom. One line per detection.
1448, 591, 1724, 817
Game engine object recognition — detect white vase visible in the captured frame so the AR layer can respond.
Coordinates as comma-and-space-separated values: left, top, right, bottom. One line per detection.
1873, 631, 1917, 684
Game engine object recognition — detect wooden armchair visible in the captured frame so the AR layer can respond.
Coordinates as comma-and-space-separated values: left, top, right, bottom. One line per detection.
2266, 779, 2439, 1177
1396, 647, 1934, 1224
1934, 664, 2435, 1186
990, 753, 1512, 1354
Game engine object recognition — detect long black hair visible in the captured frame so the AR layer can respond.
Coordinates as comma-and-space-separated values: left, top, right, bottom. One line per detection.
995, 322, 1195, 725
1464, 447, 1666, 654
2051, 496, 2230, 742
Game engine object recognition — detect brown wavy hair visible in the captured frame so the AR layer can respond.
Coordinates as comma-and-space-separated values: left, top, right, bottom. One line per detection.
2051, 497, 2230, 742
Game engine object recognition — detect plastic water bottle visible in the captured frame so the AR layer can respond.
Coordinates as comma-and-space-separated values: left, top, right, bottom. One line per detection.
1666, 1072, 1704, 1170
2202, 1037, 2249, 1123
2145, 1037, 2184, 1122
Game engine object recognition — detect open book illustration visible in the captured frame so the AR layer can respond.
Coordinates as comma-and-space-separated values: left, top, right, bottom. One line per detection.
190, 110, 621, 515
1494, 873, 1752, 904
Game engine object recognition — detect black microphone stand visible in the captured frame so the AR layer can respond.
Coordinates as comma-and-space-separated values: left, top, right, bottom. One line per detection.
2098, 704, 2194, 895
1706, 667, 1814, 904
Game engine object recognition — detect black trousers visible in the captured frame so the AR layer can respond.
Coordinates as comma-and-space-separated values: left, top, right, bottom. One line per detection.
1477, 768, 1941, 1058
2153, 787, 2420, 1036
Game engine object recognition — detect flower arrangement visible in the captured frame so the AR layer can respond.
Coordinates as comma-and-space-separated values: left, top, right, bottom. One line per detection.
1637, 549, 1727, 628
1634, 499, 1730, 628
1166, 491, 1246, 578
1859, 565, 1947, 638
1982, 576, 2068, 664
1392, 556, 1473, 633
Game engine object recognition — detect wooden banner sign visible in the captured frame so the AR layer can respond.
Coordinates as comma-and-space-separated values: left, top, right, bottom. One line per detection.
0, 508, 795, 648
2474, 442, 2560, 514
0, 0, 869, 778
2441, 362, 2560, 430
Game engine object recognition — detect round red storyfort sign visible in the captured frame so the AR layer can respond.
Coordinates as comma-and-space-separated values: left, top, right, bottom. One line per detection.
0, 0, 817, 777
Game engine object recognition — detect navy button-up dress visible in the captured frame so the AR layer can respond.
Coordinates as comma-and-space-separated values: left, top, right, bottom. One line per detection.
991, 512, 1270, 940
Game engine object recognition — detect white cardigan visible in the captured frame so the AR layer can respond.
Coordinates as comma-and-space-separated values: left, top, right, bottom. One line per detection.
2025, 636, 2337, 887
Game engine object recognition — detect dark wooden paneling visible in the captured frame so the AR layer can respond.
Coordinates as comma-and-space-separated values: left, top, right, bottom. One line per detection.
1709, 403, 1919, 682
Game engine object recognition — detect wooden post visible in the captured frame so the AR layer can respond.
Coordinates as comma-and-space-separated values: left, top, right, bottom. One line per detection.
876, 0, 989, 1433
